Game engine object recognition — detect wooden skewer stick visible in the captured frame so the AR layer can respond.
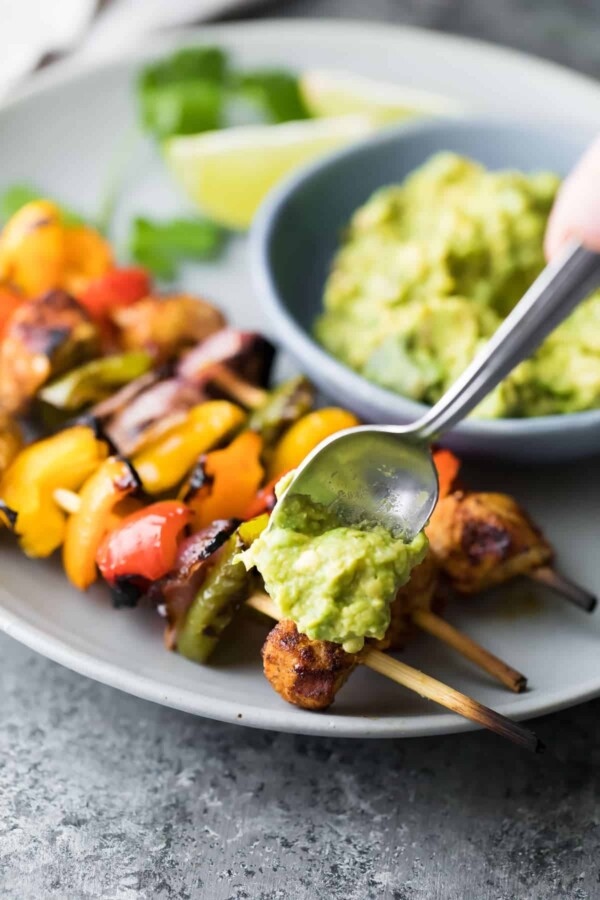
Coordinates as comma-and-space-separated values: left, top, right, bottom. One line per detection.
53, 488, 82, 515
47, 493, 541, 751
50, 491, 527, 693
209, 365, 268, 410
528, 567, 597, 613
410, 609, 527, 693
246, 593, 542, 753
364, 649, 541, 752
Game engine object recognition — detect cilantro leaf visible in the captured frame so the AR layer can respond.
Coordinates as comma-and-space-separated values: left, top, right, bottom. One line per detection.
140, 82, 223, 139
129, 216, 225, 279
140, 47, 227, 89
138, 47, 228, 139
237, 69, 310, 123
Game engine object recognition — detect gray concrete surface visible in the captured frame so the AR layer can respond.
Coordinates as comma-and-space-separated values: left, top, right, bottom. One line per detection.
3, 2, 600, 898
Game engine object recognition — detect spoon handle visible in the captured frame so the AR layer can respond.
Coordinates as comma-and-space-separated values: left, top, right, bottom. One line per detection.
411, 240, 600, 441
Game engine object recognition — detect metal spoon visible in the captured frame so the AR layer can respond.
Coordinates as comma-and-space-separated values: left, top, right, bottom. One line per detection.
272, 240, 600, 541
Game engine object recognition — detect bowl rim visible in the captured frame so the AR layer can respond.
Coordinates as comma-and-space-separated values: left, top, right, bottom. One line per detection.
250, 114, 600, 437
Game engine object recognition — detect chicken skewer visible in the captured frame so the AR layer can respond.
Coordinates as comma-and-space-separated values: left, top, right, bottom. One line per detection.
44, 486, 537, 747
51, 486, 527, 693
375, 554, 526, 693
427, 490, 597, 613
248, 592, 541, 753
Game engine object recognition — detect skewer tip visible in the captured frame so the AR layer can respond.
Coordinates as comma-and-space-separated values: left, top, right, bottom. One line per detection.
530, 567, 597, 613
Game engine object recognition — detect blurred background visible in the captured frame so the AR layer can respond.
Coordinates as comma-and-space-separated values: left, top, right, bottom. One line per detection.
2, 0, 599, 98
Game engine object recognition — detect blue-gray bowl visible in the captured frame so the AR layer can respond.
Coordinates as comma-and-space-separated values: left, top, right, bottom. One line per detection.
250, 117, 600, 461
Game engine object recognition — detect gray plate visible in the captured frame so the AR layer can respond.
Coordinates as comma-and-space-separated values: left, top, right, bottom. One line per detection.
252, 116, 600, 461
1, 20, 599, 737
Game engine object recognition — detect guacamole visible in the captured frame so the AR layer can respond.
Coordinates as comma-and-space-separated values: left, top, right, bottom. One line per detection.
240, 476, 428, 653
316, 152, 600, 417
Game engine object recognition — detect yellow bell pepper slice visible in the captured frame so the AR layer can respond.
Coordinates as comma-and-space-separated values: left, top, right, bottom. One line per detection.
0, 200, 65, 297
0, 425, 108, 557
133, 400, 245, 494
267, 407, 359, 481
63, 456, 140, 590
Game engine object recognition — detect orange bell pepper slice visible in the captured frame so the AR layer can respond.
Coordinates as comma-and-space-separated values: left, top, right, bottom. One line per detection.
182, 430, 264, 530
432, 448, 461, 499
61, 225, 113, 297
63, 456, 141, 590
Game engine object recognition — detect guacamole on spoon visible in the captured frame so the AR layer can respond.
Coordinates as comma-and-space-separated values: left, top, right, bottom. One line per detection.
316, 152, 600, 417
240, 474, 428, 652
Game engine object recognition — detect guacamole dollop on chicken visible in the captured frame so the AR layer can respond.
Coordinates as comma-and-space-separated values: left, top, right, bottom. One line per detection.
240, 474, 428, 653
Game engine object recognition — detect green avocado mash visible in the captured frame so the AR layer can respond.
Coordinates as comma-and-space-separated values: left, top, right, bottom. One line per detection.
315, 152, 600, 417
240, 475, 428, 652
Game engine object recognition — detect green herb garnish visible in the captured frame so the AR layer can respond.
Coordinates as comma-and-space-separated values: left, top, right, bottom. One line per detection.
237, 69, 310, 123
137, 46, 310, 140
138, 47, 228, 139
129, 215, 225, 279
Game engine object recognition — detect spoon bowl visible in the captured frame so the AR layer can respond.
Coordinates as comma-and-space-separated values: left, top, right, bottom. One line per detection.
277, 426, 438, 541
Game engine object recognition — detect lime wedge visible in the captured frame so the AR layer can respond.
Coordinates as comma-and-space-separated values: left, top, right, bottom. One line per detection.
300, 69, 464, 123
164, 114, 376, 230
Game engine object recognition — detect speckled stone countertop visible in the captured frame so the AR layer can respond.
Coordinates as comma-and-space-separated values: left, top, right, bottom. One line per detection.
3, 3, 600, 899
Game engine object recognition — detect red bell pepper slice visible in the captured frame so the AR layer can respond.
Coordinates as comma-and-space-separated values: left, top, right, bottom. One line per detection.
80, 267, 151, 321
96, 500, 190, 584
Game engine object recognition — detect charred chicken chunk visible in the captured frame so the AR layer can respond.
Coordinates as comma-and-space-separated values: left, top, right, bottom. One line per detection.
262, 619, 357, 711
0, 290, 99, 414
427, 491, 553, 593
113, 294, 225, 362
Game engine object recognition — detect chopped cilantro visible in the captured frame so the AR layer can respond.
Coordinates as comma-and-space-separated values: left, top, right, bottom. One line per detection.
237, 69, 310, 123
138, 47, 228, 139
129, 215, 225, 279
137, 46, 309, 140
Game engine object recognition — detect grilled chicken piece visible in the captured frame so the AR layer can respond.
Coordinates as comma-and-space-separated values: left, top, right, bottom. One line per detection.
113, 294, 225, 363
262, 619, 357, 711
0, 290, 99, 414
427, 490, 553, 594
378, 553, 442, 650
